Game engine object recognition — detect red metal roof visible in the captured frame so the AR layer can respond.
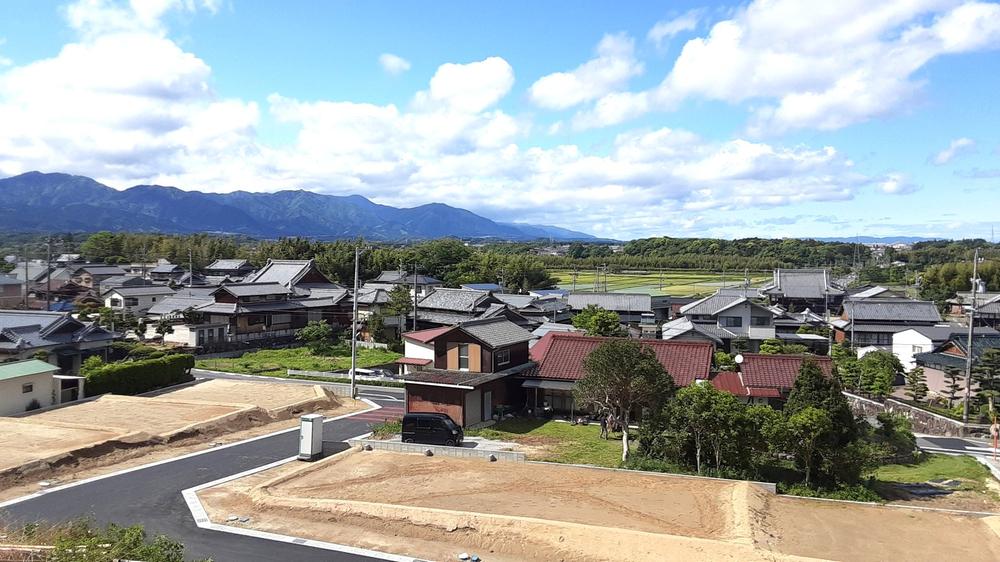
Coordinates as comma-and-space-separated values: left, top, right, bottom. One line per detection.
402, 325, 452, 344
395, 357, 432, 366
528, 332, 712, 385
739, 354, 833, 390
747, 387, 782, 398
709, 371, 747, 396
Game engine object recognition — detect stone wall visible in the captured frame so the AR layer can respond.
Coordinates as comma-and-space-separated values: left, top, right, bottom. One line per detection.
347, 438, 526, 462
843, 392, 983, 437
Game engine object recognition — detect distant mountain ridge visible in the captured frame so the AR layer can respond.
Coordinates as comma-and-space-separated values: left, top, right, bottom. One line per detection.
0, 172, 596, 241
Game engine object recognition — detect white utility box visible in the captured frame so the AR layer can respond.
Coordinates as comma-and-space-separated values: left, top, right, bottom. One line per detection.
298, 413, 324, 461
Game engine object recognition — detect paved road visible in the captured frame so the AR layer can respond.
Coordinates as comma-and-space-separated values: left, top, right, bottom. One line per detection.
1, 391, 404, 562
917, 434, 998, 457
193, 368, 406, 400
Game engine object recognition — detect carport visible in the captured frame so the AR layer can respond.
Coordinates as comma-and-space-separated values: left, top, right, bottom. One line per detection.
521, 379, 577, 417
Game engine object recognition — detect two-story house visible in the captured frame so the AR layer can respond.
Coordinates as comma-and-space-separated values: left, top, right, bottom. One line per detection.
401, 317, 536, 427
661, 292, 776, 352
567, 293, 670, 324
365, 270, 443, 300
914, 334, 1000, 398
70, 264, 127, 289
0, 275, 23, 308
103, 285, 176, 316
413, 287, 529, 328
830, 298, 942, 349
149, 263, 187, 283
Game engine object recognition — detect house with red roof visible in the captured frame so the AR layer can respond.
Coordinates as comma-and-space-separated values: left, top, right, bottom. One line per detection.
708, 353, 834, 405
523, 332, 713, 415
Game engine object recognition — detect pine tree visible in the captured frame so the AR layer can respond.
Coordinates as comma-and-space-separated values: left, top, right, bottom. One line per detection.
973, 349, 1000, 407
904, 367, 928, 403
943, 367, 963, 409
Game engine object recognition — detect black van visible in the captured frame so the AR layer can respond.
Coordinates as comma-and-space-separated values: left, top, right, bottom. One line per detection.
401, 413, 464, 446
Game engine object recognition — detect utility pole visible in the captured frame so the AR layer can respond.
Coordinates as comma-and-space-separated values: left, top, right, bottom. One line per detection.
45, 237, 53, 311
963, 247, 980, 423
22, 244, 28, 308
188, 248, 194, 282
350, 246, 361, 399
411, 262, 419, 331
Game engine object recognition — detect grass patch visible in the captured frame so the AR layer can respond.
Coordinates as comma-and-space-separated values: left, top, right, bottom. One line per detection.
875, 453, 993, 492
370, 418, 402, 440
195, 345, 401, 376
466, 419, 627, 468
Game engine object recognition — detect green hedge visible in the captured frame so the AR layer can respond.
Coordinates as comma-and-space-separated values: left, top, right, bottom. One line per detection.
85, 354, 195, 397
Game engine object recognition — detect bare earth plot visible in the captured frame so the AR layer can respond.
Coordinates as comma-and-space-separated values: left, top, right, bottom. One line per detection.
0, 380, 349, 488
198, 450, 1000, 562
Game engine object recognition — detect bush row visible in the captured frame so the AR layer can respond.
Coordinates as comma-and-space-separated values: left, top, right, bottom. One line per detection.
85, 353, 195, 397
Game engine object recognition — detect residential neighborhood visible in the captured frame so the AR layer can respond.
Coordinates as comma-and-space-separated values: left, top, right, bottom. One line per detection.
3, 0, 1000, 561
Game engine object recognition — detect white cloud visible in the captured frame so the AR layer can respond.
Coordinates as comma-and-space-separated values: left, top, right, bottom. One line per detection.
65, 0, 218, 37
378, 53, 411, 75
576, 0, 1000, 133
0, 0, 886, 239
647, 10, 702, 47
932, 137, 976, 165
878, 173, 919, 194
527, 33, 643, 110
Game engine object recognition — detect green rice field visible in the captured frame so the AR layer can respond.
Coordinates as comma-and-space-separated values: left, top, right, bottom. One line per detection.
549, 268, 771, 296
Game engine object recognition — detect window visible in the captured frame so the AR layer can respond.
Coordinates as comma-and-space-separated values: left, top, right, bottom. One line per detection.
124, 297, 139, 307
720, 316, 743, 327
458, 343, 470, 371
218, 327, 226, 340
751, 316, 770, 326
151, 297, 157, 302
197, 330, 205, 345
109, 298, 122, 307
21, 383, 33, 394
496, 348, 510, 366
912, 345, 924, 354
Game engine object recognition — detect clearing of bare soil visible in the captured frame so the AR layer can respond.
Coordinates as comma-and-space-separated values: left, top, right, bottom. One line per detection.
0, 379, 355, 491
197, 450, 1000, 562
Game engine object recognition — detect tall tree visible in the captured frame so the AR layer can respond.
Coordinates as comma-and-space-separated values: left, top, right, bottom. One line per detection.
973, 349, 1000, 407
785, 359, 857, 445
786, 406, 832, 485
571, 304, 626, 337
576, 340, 674, 462
858, 350, 903, 398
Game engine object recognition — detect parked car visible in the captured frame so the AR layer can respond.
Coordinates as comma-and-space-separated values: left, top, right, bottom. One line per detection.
401, 412, 464, 446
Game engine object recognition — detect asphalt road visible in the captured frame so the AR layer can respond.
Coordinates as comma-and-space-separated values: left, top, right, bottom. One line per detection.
1, 390, 404, 562
917, 434, 998, 457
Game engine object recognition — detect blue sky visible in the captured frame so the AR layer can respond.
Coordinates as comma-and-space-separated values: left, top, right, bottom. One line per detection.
0, 0, 999, 240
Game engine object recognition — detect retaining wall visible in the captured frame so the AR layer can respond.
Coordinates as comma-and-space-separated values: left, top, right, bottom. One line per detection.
843, 392, 989, 437
346, 438, 525, 462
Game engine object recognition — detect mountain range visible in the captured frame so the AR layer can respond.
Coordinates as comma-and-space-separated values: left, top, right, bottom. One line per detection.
0, 172, 595, 241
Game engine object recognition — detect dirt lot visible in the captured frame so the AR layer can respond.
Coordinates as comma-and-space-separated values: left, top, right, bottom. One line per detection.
199, 450, 1000, 562
0, 379, 356, 491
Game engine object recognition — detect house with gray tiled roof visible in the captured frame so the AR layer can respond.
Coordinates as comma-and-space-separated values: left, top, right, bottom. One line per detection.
761, 268, 845, 314
371, 269, 443, 299
0, 309, 115, 374
0, 275, 24, 308
662, 291, 776, 352
914, 334, 1000, 398
567, 292, 670, 324
204, 259, 256, 280
399, 317, 535, 426
102, 285, 176, 315
830, 297, 942, 349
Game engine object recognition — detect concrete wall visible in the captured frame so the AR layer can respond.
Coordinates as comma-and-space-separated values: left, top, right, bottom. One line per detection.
0, 374, 56, 415
348, 438, 525, 462
406, 384, 464, 426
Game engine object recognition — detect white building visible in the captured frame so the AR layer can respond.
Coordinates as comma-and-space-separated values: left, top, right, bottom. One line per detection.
396, 326, 447, 375
103, 285, 176, 315
0, 359, 85, 415
892, 324, 998, 371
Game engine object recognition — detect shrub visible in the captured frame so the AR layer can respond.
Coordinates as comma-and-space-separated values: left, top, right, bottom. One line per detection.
779, 482, 882, 502
84, 354, 194, 396
622, 456, 687, 474
370, 418, 402, 440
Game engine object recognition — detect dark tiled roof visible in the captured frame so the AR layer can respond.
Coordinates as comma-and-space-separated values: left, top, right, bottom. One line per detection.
245, 259, 332, 288
844, 298, 941, 323
206, 259, 250, 270
527, 332, 712, 385
458, 317, 534, 348
739, 354, 833, 390
680, 294, 746, 316
74, 264, 127, 276
103, 285, 175, 297
150, 264, 184, 274
762, 268, 844, 299
567, 293, 651, 313
213, 283, 289, 297
418, 288, 491, 312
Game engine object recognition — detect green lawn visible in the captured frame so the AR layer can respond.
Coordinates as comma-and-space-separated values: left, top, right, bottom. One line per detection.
195, 345, 401, 376
466, 419, 627, 468
875, 453, 993, 492
549, 268, 770, 296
